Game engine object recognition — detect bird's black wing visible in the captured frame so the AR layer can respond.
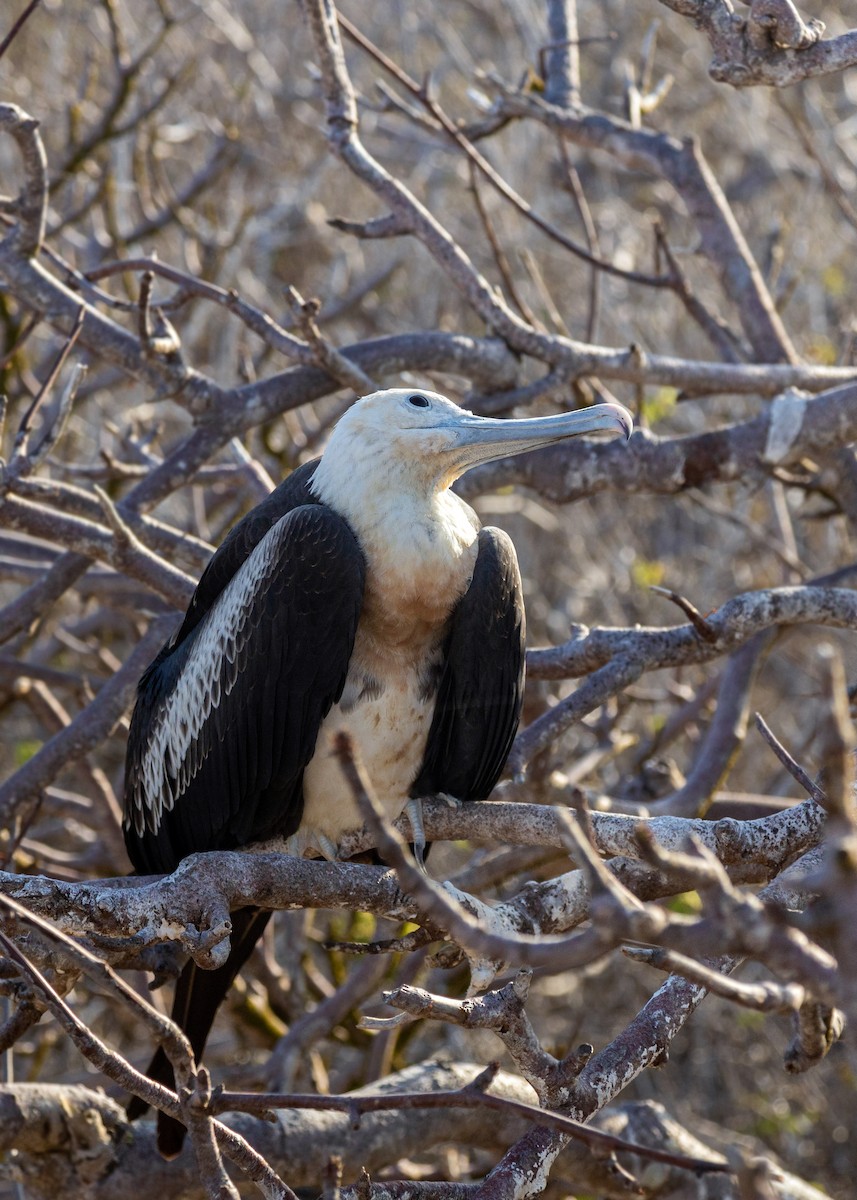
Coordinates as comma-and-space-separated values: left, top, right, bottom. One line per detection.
411, 526, 525, 803
124, 501, 365, 875
129, 458, 322, 701
169, 457, 322, 649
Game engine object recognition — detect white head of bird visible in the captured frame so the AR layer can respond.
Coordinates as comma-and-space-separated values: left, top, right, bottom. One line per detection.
311, 386, 632, 518
310, 387, 632, 613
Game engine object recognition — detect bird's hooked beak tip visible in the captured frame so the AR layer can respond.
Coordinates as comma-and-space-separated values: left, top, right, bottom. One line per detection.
614, 404, 635, 441
564, 401, 634, 444
565, 399, 634, 442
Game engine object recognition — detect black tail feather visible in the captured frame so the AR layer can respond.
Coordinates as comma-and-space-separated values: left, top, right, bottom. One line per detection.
127, 906, 273, 1158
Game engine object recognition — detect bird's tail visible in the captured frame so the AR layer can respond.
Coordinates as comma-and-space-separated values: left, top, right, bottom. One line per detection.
127, 906, 273, 1159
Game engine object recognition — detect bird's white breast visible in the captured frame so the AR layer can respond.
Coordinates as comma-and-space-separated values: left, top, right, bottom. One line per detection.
298, 485, 480, 847
300, 656, 438, 839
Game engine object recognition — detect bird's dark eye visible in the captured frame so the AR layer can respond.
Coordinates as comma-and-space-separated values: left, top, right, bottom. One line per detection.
407, 394, 430, 408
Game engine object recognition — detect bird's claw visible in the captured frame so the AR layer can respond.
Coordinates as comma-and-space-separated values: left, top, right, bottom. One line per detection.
405, 796, 428, 874
282, 829, 341, 862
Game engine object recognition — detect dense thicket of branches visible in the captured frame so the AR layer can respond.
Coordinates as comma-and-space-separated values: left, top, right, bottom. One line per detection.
0, 1, 856, 1197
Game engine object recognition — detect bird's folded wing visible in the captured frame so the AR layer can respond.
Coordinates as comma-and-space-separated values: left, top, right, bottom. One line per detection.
124, 503, 365, 875
169, 457, 321, 647
411, 525, 525, 803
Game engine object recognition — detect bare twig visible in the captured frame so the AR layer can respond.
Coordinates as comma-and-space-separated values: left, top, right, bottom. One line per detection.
656, 0, 850, 88
0, 613, 176, 842
0, 0, 43, 62
0, 103, 48, 255
215, 1072, 730, 1178
754, 713, 825, 802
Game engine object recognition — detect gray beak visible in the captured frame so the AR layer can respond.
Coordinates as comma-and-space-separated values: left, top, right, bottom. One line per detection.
445, 402, 633, 469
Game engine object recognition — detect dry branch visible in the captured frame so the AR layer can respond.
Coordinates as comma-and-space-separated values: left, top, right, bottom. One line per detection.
657, 0, 854, 88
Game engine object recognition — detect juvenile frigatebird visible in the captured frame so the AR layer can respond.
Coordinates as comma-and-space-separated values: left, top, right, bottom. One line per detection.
123, 386, 632, 1155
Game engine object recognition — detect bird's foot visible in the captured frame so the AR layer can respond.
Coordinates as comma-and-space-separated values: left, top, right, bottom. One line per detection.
282, 829, 341, 862
405, 793, 462, 872
405, 797, 428, 873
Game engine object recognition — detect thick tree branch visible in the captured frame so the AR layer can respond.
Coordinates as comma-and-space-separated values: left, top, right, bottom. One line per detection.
657, 0, 855, 88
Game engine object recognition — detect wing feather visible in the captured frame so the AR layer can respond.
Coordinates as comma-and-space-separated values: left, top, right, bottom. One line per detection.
124, 502, 365, 874
166, 457, 321, 650
411, 526, 525, 803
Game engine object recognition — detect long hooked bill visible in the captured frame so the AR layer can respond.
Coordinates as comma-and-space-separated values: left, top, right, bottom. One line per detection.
444, 401, 633, 468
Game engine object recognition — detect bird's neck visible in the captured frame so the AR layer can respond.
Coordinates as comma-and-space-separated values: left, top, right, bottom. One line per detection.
312, 461, 479, 636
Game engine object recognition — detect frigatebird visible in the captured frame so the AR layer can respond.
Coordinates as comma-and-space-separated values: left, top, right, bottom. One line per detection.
123, 386, 632, 1155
